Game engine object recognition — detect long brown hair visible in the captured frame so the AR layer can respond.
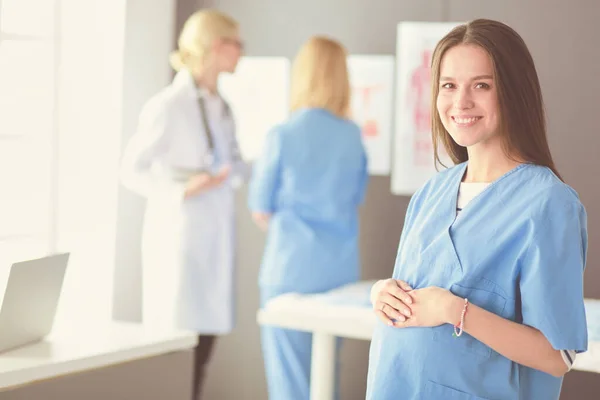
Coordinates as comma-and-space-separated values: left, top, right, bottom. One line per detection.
430, 19, 562, 180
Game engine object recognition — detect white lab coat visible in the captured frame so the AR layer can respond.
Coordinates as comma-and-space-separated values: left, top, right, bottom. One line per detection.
120, 69, 248, 334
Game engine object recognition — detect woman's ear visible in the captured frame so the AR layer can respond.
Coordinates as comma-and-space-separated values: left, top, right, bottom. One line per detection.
179, 49, 192, 65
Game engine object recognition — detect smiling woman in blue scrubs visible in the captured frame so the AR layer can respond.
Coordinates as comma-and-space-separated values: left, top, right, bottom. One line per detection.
367, 19, 588, 400
248, 36, 368, 400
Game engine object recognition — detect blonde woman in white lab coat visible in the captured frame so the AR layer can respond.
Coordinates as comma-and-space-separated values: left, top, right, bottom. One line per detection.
120, 9, 248, 400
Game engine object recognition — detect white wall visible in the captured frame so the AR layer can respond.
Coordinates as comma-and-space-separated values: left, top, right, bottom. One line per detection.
112, 0, 176, 322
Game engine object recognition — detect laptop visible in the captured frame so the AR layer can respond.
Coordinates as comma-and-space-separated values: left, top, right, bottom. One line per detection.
0, 253, 70, 353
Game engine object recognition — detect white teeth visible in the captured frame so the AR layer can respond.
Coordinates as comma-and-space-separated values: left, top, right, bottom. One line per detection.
454, 117, 479, 124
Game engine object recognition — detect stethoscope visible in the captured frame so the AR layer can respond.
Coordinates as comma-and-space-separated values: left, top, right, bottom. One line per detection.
197, 95, 241, 170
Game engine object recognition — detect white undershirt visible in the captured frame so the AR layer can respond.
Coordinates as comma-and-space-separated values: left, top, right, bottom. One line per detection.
456, 182, 491, 215
456, 182, 576, 370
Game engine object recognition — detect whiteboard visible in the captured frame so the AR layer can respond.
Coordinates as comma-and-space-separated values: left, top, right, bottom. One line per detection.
219, 57, 290, 161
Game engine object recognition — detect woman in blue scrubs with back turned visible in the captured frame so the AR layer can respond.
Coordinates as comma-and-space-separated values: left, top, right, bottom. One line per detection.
248, 36, 369, 400
367, 19, 588, 400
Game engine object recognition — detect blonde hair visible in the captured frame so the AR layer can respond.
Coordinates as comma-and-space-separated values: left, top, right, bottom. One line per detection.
170, 9, 238, 72
289, 36, 351, 118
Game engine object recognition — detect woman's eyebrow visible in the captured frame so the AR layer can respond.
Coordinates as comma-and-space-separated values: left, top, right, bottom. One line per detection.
439, 74, 494, 81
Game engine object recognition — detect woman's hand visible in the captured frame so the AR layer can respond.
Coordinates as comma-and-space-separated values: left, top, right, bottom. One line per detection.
371, 279, 414, 326
395, 287, 460, 328
252, 212, 272, 231
184, 166, 230, 198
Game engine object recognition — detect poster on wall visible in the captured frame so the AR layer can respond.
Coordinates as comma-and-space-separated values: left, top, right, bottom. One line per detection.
219, 56, 290, 161
391, 21, 460, 196
348, 55, 395, 176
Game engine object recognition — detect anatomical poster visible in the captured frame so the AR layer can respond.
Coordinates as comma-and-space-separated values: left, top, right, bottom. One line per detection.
392, 21, 460, 195
348, 55, 395, 176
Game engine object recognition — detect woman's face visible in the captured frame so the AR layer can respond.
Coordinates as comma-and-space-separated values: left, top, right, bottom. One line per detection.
214, 32, 243, 73
436, 44, 502, 152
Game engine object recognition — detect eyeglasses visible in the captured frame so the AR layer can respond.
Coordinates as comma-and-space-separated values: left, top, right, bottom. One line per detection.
222, 38, 244, 51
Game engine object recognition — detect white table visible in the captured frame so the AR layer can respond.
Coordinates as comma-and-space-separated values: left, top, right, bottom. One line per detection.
0, 320, 197, 391
257, 281, 600, 400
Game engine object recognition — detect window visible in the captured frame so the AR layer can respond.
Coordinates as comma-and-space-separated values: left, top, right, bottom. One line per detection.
1, 0, 175, 325
1, 1, 127, 324
0, 0, 58, 263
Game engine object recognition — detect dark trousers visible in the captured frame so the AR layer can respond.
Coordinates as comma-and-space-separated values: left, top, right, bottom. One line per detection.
192, 335, 216, 400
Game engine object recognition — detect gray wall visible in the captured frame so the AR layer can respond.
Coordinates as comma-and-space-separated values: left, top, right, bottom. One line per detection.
113, 0, 600, 399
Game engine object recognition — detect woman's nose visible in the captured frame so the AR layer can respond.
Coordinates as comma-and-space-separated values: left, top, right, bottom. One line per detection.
453, 88, 474, 110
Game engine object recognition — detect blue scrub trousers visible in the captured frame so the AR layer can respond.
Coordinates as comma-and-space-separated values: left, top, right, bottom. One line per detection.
260, 286, 341, 400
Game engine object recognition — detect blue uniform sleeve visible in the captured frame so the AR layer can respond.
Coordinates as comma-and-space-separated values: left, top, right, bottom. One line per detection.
248, 126, 283, 212
519, 191, 588, 353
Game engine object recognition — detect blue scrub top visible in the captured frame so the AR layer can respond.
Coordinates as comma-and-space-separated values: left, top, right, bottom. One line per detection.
366, 162, 588, 400
248, 108, 369, 292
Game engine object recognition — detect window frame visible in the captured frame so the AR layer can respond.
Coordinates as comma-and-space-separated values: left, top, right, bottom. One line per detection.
0, 0, 60, 258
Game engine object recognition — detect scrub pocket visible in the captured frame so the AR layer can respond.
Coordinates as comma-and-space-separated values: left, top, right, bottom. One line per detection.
425, 381, 492, 400
433, 278, 507, 358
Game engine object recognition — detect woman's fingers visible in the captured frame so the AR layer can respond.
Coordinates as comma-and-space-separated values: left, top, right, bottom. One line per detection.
372, 278, 416, 327
391, 281, 413, 305
380, 293, 412, 317
375, 304, 406, 326
376, 300, 407, 321
396, 280, 413, 293
375, 309, 394, 326
382, 279, 413, 305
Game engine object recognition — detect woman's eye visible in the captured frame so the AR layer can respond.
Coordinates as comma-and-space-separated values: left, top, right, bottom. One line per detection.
441, 83, 454, 89
475, 82, 490, 89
